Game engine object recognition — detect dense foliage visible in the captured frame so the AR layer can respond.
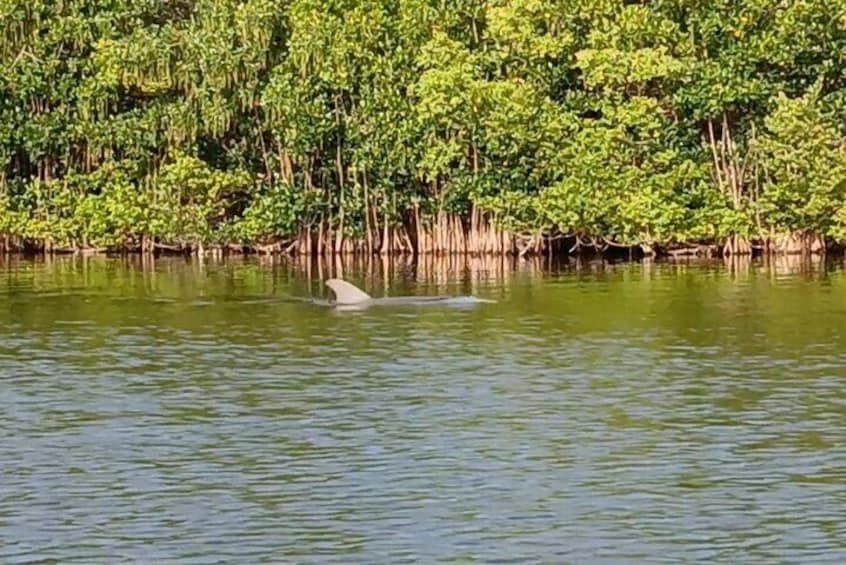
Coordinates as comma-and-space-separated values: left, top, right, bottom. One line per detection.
2, 0, 846, 255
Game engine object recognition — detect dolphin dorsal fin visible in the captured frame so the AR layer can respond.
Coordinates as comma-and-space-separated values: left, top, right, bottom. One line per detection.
325, 278, 372, 304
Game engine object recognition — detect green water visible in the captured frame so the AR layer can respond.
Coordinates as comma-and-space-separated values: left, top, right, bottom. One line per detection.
1, 255, 845, 563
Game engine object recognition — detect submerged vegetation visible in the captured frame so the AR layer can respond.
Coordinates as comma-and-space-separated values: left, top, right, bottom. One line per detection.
2, 0, 846, 256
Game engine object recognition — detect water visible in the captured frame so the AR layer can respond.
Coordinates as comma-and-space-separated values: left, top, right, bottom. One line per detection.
1, 255, 845, 563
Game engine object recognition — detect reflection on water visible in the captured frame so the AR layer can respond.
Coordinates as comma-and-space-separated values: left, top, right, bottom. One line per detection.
1, 254, 846, 563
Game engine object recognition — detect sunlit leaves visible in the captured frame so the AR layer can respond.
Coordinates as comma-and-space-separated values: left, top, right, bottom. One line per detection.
3, 0, 846, 252
757, 88, 846, 239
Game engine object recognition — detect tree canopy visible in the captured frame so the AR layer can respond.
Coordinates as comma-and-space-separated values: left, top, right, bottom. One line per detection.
2, 0, 846, 256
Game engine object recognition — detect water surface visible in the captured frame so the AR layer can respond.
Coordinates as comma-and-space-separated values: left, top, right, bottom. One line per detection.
1, 255, 845, 563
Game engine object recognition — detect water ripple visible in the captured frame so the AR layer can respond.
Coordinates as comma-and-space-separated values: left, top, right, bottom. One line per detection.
1, 257, 846, 562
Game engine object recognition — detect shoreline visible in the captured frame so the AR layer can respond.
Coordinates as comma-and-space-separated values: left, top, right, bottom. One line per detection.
0, 245, 836, 263
0, 236, 838, 260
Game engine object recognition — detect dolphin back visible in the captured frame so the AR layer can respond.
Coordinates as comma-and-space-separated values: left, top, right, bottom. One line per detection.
325, 278, 372, 304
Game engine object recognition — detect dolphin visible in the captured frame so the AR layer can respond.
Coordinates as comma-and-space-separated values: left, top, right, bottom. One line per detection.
324, 278, 495, 309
